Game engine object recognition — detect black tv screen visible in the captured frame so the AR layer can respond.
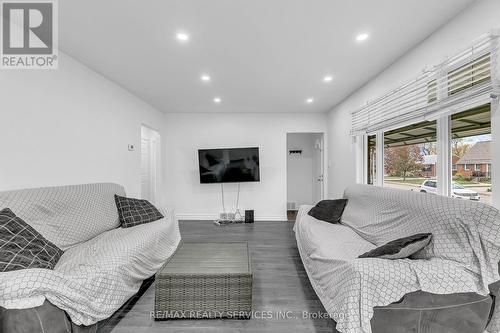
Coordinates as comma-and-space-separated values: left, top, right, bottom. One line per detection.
198, 147, 260, 184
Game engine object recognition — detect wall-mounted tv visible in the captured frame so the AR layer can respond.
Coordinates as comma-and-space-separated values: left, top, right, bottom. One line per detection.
198, 147, 260, 184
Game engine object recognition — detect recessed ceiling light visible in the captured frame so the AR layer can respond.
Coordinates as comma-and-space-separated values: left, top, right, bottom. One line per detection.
323, 75, 333, 82
213, 97, 221, 103
356, 33, 369, 42
176, 32, 189, 42
306, 98, 314, 104
201, 75, 211, 82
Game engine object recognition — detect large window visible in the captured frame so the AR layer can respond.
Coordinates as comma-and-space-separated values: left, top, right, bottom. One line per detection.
383, 120, 437, 191
451, 104, 492, 205
357, 36, 496, 207
364, 104, 493, 206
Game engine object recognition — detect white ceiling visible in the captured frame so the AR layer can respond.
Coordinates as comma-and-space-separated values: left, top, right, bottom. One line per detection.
60, 0, 475, 113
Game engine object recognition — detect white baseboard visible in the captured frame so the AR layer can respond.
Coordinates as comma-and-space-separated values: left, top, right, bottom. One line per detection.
176, 213, 218, 221
176, 213, 287, 221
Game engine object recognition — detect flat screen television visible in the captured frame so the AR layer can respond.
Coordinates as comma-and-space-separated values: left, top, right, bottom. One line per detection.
198, 147, 260, 184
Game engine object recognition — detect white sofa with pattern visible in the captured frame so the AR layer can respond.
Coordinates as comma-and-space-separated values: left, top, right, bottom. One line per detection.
0, 183, 181, 332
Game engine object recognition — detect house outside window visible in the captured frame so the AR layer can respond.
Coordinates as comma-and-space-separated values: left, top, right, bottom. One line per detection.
464, 164, 470, 170
452, 164, 457, 171
475, 164, 481, 171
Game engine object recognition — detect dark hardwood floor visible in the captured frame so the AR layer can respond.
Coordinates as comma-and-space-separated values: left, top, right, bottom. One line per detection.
106, 220, 337, 333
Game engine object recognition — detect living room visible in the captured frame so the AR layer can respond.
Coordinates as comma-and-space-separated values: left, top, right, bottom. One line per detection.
1, 1, 500, 333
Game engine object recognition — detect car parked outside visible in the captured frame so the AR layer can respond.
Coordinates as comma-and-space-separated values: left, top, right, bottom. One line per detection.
420, 180, 480, 201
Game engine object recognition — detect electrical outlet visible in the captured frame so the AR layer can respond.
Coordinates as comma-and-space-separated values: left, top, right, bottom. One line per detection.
128, 144, 135, 151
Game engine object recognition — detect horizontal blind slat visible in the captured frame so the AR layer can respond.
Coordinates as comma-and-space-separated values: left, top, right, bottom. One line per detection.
351, 33, 499, 135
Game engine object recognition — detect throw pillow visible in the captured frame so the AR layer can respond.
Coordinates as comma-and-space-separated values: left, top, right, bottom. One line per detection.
308, 199, 348, 224
358, 233, 432, 259
0, 208, 64, 272
114, 194, 164, 228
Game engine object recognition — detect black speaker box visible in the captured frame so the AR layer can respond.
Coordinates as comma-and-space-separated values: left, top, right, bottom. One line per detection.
244, 210, 254, 223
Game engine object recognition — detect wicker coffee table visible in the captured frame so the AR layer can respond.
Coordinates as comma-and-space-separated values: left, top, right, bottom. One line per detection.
155, 242, 252, 319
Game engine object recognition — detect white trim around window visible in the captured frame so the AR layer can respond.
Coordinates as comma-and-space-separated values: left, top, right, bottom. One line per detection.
375, 132, 384, 187
437, 117, 451, 196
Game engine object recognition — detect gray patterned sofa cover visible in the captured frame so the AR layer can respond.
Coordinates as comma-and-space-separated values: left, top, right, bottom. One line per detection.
294, 184, 500, 333
0, 183, 181, 332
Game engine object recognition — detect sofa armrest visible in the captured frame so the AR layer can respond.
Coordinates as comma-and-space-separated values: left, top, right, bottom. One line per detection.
490, 280, 500, 297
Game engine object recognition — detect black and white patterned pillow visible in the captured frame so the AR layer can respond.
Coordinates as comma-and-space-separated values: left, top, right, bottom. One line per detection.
0, 208, 64, 272
114, 194, 164, 228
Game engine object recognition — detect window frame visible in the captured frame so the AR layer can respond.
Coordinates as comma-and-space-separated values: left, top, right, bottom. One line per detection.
357, 45, 497, 208
363, 104, 492, 203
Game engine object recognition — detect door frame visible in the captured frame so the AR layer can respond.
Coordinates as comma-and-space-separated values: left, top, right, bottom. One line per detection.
285, 132, 327, 215
141, 124, 162, 205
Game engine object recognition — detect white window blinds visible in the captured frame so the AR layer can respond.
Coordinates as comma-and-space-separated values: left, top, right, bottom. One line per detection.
351, 33, 499, 135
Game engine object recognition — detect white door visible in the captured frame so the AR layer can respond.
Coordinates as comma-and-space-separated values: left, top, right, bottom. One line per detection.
140, 126, 161, 204
287, 132, 325, 212
312, 134, 324, 203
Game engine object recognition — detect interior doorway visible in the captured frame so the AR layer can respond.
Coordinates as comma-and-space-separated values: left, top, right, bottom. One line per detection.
286, 132, 325, 221
141, 125, 161, 205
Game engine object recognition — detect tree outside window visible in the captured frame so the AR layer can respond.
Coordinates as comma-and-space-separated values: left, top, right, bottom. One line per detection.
385, 146, 424, 181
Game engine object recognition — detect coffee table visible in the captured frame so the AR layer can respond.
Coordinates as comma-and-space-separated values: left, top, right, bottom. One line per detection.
154, 242, 252, 319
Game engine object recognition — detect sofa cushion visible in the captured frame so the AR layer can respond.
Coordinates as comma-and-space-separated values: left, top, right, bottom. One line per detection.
371, 291, 492, 333
308, 199, 348, 224
0, 208, 63, 272
0, 183, 125, 250
358, 233, 432, 259
114, 194, 164, 228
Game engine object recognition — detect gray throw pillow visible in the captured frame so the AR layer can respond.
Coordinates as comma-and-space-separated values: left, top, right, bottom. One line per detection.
114, 194, 164, 228
0, 208, 64, 272
308, 199, 348, 224
358, 233, 432, 259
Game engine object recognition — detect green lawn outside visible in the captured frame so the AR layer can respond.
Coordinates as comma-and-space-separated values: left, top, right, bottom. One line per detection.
384, 177, 425, 185
454, 180, 491, 186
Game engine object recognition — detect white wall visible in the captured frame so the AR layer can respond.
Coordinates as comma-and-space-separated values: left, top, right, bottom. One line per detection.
163, 113, 327, 220
287, 133, 314, 208
0, 52, 166, 200
327, 0, 500, 208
